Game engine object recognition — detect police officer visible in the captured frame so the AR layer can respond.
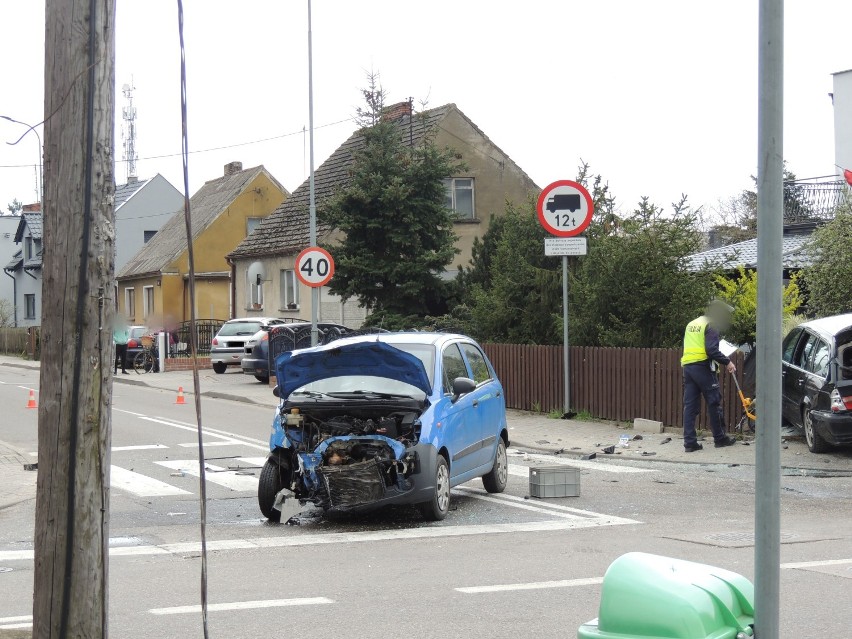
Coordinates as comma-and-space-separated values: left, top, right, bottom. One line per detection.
681, 300, 738, 452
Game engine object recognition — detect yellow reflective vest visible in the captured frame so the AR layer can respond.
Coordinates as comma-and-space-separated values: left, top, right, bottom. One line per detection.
681, 316, 709, 366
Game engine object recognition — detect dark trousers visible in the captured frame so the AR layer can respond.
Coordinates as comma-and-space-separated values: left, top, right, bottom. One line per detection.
115, 343, 127, 372
682, 362, 727, 446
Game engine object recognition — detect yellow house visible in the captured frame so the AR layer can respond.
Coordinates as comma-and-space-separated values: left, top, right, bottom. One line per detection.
117, 162, 287, 325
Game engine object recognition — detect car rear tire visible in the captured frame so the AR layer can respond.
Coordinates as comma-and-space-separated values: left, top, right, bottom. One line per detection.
254, 375, 269, 384
418, 455, 450, 521
803, 408, 830, 453
212, 362, 227, 374
482, 438, 508, 493
258, 458, 289, 522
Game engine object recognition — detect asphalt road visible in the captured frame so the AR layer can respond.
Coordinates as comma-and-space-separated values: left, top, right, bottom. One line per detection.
1, 365, 851, 638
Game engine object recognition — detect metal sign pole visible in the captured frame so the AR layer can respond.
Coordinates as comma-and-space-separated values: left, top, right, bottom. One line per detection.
307, 0, 318, 346
563, 255, 570, 415
755, 0, 783, 635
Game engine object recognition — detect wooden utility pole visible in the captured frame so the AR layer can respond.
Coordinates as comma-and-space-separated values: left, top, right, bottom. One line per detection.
34, 1, 115, 637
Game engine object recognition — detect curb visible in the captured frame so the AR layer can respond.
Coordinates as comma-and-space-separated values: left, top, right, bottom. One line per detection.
509, 437, 852, 472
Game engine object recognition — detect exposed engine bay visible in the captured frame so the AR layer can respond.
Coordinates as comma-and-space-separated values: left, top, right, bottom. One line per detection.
277, 403, 422, 511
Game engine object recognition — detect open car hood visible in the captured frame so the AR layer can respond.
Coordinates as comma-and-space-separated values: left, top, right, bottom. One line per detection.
275, 340, 432, 400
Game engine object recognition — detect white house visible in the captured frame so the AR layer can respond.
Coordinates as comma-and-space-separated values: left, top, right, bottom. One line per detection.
0, 214, 21, 325
832, 69, 852, 178
114, 174, 184, 272
3, 205, 42, 327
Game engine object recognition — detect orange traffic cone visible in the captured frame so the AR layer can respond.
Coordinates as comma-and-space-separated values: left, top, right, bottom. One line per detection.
26, 389, 37, 409
175, 386, 186, 405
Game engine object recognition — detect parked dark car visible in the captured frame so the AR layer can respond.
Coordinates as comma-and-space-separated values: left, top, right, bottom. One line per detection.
257, 332, 509, 522
241, 321, 348, 383
781, 314, 852, 452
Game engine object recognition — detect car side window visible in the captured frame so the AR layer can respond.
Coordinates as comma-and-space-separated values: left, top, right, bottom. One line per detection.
794, 333, 817, 369
781, 329, 801, 364
460, 343, 491, 385
442, 344, 469, 394
807, 339, 830, 378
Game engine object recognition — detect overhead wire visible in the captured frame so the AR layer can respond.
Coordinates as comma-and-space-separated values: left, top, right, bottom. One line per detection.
176, 2, 210, 637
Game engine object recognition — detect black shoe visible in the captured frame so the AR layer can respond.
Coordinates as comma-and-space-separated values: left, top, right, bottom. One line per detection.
684, 443, 703, 452
715, 436, 737, 448
121, 370, 129, 374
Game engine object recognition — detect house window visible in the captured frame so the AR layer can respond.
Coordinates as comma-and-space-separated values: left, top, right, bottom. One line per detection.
125, 287, 135, 319
143, 230, 157, 243
443, 178, 475, 219
280, 269, 300, 310
24, 236, 33, 260
246, 217, 263, 236
24, 294, 36, 320
143, 286, 154, 319
246, 271, 263, 309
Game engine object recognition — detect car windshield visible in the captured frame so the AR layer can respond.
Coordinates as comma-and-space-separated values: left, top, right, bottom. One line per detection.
129, 327, 148, 338
218, 321, 263, 337
294, 375, 426, 400
291, 341, 435, 400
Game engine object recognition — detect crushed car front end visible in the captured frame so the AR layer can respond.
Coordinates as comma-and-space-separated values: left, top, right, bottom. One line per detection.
258, 339, 439, 520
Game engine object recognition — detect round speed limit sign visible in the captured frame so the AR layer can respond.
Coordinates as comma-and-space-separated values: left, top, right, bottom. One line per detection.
536, 180, 594, 237
295, 247, 335, 288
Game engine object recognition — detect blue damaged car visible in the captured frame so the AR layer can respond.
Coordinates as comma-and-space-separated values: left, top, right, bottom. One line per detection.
257, 332, 509, 522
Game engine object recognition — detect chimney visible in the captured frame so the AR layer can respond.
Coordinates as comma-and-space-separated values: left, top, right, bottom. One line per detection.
224, 161, 243, 176
127, 175, 138, 184
381, 101, 413, 122
22, 203, 41, 212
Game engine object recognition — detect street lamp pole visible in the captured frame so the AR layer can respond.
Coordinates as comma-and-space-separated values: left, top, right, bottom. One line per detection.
1, 115, 42, 205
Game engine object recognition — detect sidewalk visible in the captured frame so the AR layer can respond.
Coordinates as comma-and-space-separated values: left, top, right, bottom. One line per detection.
0, 441, 37, 511
3, 355, 851, 472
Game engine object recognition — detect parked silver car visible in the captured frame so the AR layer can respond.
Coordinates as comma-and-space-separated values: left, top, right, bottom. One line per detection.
210, 318, 289, 374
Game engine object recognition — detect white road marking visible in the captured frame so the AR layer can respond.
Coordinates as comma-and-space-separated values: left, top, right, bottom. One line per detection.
455, 485, 607, 519
112, 444, 168, 452
782, 558, 852, 569
508, 450, 656, 474
148, 416, 272, 448
456, 576, 604, 594
155, 460, 259, 492
0, 616, 32, 624
177, 440, 242, 448
238, 456, 268, 466
0, 622, 32, 630
453, 486, 636, 524
110, 466, 191, 497
136, 416, 268, 451
149, 597, 333, 616
114, 408, 146, 417
0, 519, 639, 563
17, 385, 37, 392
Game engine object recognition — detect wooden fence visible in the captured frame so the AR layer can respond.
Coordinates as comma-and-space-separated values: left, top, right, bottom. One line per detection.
482, 343, 746, 431
0, 327, 32, 356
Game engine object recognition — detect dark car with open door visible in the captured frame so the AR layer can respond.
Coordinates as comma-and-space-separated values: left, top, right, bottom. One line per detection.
781, 314, 852, 452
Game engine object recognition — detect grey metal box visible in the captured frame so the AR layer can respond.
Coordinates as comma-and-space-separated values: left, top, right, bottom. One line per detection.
529, 466, 581, 498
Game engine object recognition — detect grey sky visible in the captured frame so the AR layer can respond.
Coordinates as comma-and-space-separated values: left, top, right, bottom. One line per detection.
1, 1, 850, 221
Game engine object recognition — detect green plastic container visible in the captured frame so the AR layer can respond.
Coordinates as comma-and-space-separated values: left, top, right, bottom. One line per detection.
578, 553, 755, 639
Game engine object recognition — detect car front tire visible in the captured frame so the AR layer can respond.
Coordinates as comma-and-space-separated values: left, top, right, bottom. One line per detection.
254, 375, 269, 384
212, 362, 227, 374
803, 408, 830, 453
418, 455, 450, 521
258, 458, 289, 522
482, 437, 508, 493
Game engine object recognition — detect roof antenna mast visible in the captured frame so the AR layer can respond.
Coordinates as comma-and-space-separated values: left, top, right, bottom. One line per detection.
121, 80, 138, 183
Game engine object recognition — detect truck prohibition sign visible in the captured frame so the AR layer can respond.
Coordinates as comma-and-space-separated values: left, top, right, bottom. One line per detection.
536, 180, 594, 237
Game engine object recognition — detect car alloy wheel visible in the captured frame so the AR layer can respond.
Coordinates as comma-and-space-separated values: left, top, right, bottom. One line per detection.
482, 438, 508, 493
435, 461, 450, 512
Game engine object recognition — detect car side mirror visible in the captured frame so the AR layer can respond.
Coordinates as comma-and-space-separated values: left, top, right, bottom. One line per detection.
451, 377, 476, 402
272, 385, 280, 398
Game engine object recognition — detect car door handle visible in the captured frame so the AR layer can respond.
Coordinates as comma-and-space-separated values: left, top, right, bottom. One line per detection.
797, 379, 805, 386
472, 400, 479, 407
496, 391, 502, 398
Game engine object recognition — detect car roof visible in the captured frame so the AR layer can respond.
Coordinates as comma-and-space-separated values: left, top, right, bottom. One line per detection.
799, 314, 852, 339
326, 331, 473, 349
224, 317, 281, 324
